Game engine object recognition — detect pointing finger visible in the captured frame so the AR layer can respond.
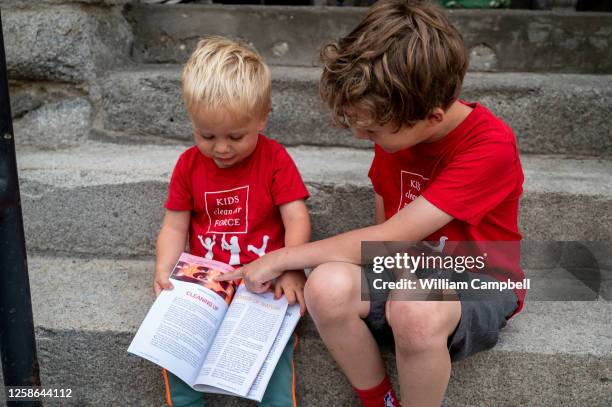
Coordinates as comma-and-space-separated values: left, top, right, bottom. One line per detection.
215, 268, 243, 281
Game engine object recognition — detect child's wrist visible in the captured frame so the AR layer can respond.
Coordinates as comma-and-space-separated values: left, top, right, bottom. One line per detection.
271, 249, 288, 276
154, 266, 169, 276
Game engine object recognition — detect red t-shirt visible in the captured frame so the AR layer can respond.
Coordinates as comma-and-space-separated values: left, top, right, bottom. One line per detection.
165, 134, 309, 267
368, 102, 525, 315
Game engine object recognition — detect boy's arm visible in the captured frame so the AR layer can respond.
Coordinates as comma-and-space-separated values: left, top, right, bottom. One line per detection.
154, 209, 190, 296
374, 192, 385, 225
275, 199, 311, 314
217, 196, 452, 291
279, 199, 311, 249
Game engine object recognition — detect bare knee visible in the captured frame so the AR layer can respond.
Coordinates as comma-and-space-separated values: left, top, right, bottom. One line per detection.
304, 262, 361, 324
386, 301, 458, 354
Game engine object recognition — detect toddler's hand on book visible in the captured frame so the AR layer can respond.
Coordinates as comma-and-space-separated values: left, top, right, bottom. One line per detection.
153, 270, 174, 297
274, 270, 306, 316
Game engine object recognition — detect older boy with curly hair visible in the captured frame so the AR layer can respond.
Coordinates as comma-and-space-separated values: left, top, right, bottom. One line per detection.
219, 1, 525, 406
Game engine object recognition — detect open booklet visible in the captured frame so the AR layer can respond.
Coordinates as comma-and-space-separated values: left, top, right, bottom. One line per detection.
128, 253, 301, 402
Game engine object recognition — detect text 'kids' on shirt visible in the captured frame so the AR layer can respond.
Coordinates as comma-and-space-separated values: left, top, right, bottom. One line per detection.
165, 134, 309, 267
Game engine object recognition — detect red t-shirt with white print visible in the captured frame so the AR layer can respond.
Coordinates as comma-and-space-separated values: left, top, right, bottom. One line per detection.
165, 134, 309, 267
368, 102, 526, 315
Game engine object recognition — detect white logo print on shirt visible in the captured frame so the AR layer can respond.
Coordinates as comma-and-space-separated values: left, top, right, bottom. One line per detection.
423, 236, 448, 253
197, 234, 217, 259
248, 235, 270, 258
398, 171, 430, 211
221, 234, 241, 266
204, 186, 249, 234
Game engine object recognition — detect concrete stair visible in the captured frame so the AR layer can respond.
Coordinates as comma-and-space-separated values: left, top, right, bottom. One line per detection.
125, 4, 612, 74
12, 140, 612, 405
95, 65, 612, 156
2, 1, 612, 406
1, 255, 608, 406
15, 142, 612, 257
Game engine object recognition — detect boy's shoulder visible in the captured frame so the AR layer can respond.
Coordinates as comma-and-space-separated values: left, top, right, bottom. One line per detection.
455, 102, 516, 148
441, 102, 521, 181
424, 101, 520, 171
170, 146, 202, 176
256, 134, 298, 167
257, 133, 287, 154
176, 145, 202, 162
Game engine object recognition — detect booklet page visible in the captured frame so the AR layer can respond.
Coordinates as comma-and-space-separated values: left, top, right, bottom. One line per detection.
128, 254, 236, 386
247, 303, 301, 401
194, 285, 288, 397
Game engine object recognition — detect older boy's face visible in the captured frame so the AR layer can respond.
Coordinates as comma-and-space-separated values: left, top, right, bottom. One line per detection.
346, 107, 448, 153
351, 118, 436, 154
189, 105, 267, 168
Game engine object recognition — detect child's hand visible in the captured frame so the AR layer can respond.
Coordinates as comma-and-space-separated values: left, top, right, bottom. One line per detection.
215, 253, 283, 293
274, 270, 306, 316
153, 270, 174, 297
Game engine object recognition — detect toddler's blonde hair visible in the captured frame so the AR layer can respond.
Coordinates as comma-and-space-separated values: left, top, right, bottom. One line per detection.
182, 36, 271, 118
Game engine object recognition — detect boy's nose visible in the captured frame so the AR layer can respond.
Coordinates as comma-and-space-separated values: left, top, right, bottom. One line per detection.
214, 142, 231, 154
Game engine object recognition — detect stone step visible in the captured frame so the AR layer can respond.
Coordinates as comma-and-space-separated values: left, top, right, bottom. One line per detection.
4, 3, 612, 86
2, 3, 132, 83
96, 66, 612, 157
7, 255, 610, 406
126, 4, 612, 74
16, 142, 612, 258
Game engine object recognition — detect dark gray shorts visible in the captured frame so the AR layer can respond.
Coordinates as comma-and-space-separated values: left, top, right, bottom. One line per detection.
362, 266, 519, 362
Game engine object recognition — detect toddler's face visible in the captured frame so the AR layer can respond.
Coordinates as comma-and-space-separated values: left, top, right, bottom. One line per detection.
189, 105, 267, 168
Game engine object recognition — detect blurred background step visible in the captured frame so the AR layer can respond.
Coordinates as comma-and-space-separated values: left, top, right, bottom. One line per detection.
125, 4, 612, 74
93, 66, 612, 156
16, 142, 612, 258
0, 255, 607, 406
3, 4, 611, 87
2, 3, 132, 83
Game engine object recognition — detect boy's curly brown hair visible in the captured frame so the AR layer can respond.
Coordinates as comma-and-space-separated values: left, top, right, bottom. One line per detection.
320, 0, 468, 129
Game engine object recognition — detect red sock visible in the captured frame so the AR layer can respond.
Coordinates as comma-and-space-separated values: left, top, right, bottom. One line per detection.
354, 375, 400, 407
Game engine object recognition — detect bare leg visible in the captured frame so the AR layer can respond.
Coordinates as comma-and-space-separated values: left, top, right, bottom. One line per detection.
387, 300, 461, 407
304, 262, 386, 389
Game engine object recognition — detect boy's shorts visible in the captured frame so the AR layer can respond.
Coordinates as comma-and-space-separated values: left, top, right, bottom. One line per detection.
162, 334, 298, 407
362, 266, 518, 362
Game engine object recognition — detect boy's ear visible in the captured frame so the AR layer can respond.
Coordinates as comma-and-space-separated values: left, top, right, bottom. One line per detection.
426, 108, 445, 126
258, 109, 271, 132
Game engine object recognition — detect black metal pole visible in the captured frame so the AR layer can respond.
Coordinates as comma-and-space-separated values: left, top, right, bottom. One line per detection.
0, 9, 42, 407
